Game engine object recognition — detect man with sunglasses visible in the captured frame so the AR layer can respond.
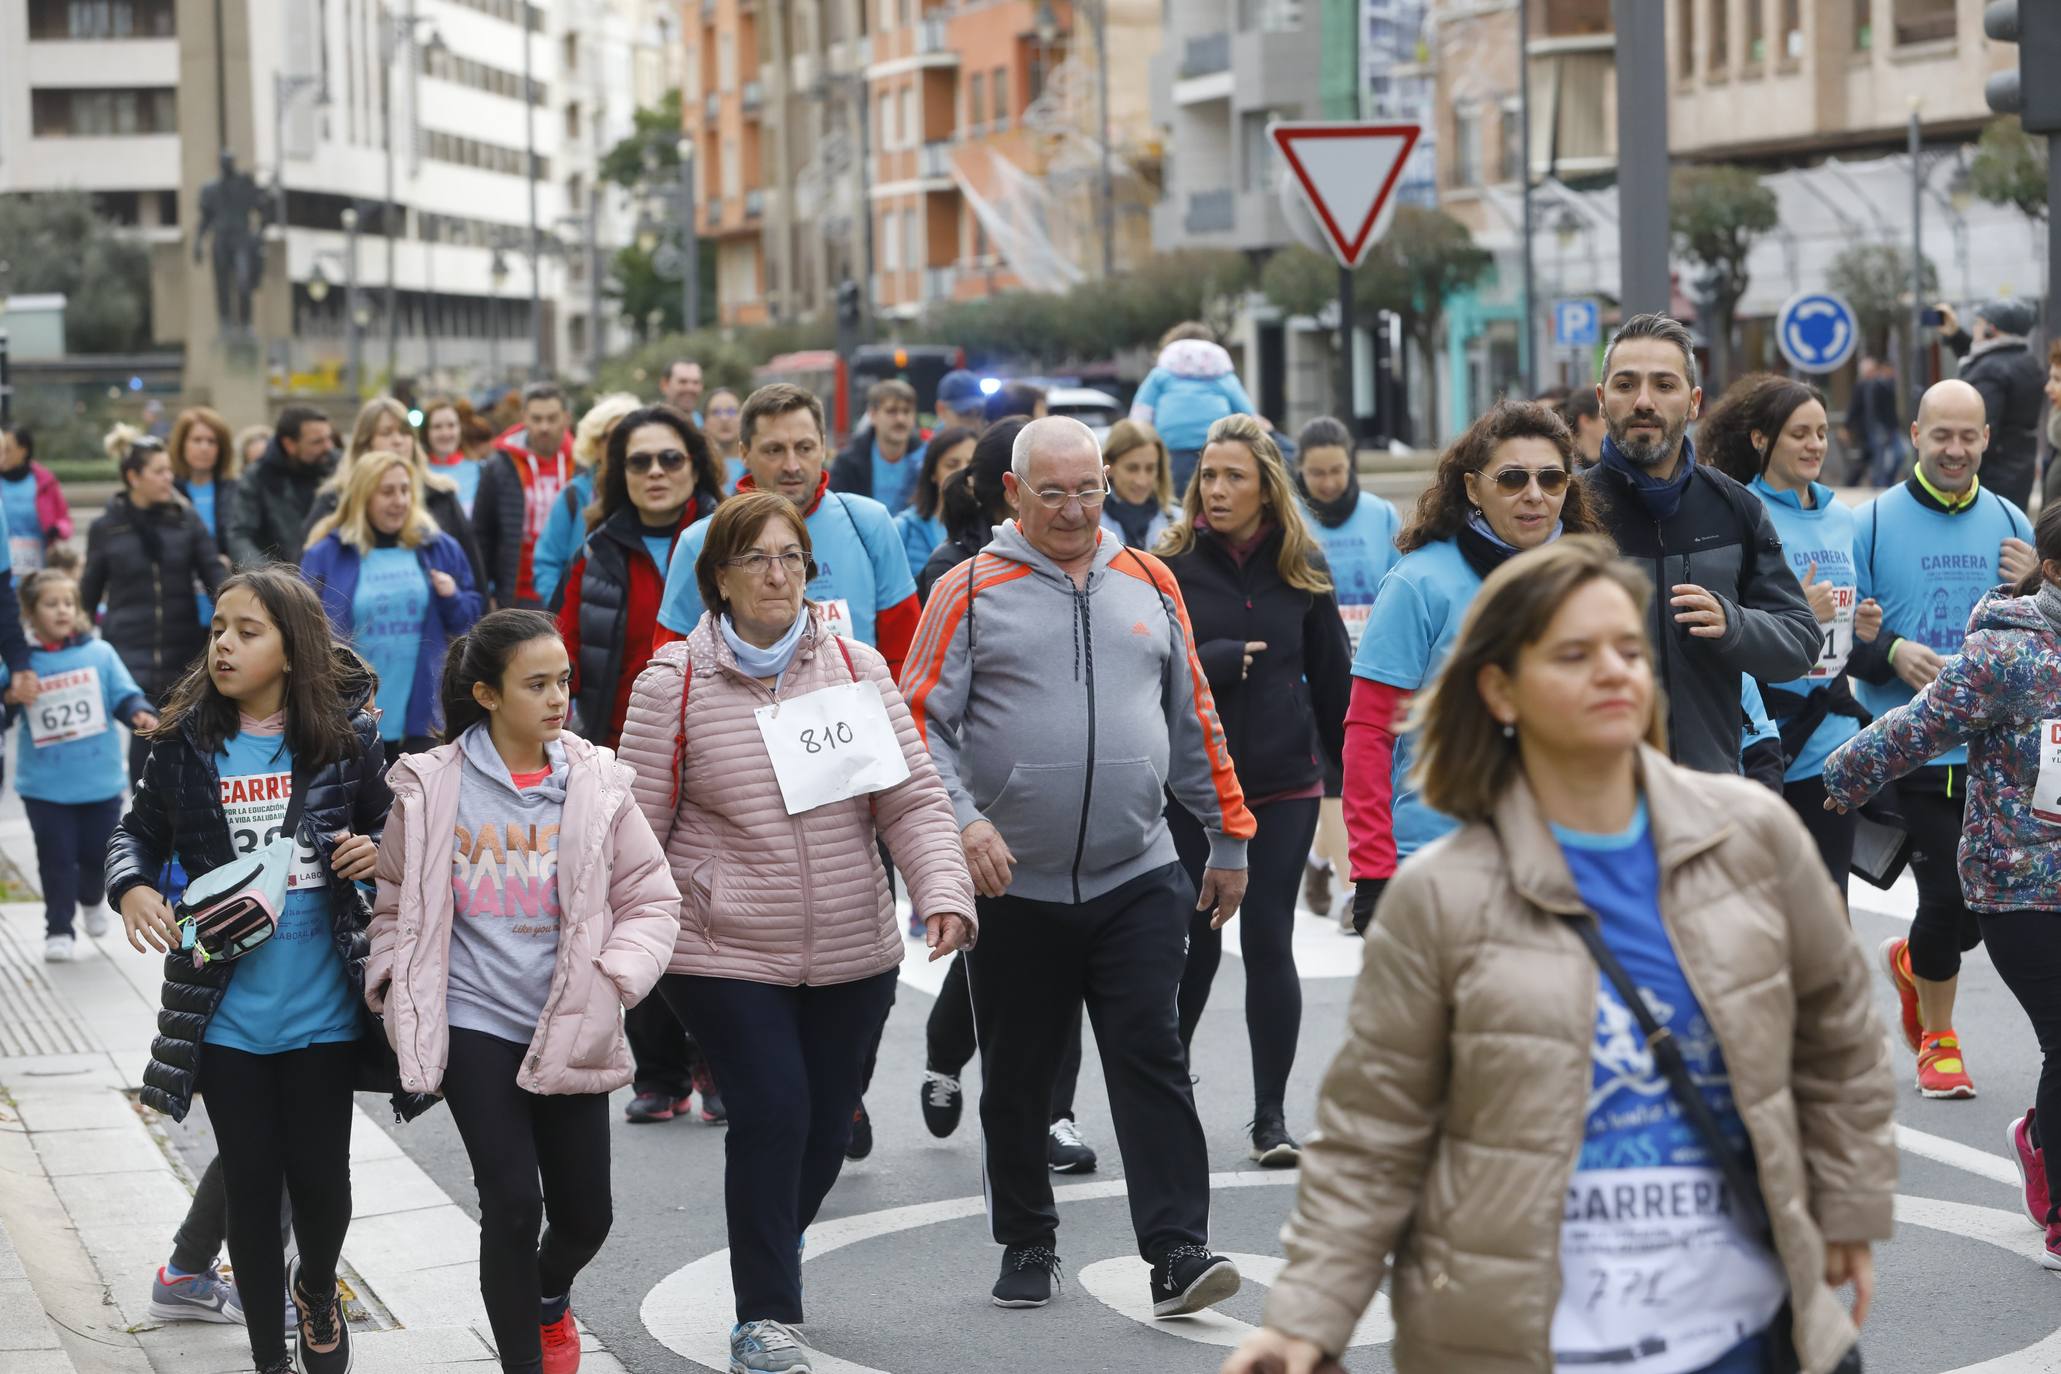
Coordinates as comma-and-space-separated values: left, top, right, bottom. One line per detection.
902, 415, 1256, 1318
1582, 313, 1819, 775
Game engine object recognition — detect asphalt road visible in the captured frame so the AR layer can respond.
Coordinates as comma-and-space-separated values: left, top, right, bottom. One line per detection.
359, 884, 2061, 1374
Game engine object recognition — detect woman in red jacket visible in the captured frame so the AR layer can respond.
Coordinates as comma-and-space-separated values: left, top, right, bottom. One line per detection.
556, 405, 723, 749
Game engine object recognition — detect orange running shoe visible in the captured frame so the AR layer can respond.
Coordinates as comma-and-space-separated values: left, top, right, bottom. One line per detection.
541, 1308, 581, 1374
1878, 936, 1922, 1054
1916, 1031, 1977, 1099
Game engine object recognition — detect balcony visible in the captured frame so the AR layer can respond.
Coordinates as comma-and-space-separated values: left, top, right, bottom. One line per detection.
745, 188, 765, 219
704, 198, 724, 228
704, 91, 719, 119
701, 0, 714, 18
916, 18, 955, 58
742, 80, 763, 112
918, 141, 955, 180
1182, 32, 1231, 77
924, 266, 959, 301
1186, 189, 1235, 234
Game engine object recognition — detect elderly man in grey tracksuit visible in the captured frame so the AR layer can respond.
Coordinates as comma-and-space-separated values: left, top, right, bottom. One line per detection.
902, 416, 1257, 1317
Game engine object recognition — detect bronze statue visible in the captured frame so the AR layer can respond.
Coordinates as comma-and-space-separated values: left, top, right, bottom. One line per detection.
193, 150, 271, 333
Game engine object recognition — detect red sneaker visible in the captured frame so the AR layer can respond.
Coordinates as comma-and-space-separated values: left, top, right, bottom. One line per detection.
2010, 1112, 2051, 1229
1878, 936, 1921, 1054
541, 1309, 581, 1374
1916, 1031, 1976, 1099
2044, 1221, 2061, 1272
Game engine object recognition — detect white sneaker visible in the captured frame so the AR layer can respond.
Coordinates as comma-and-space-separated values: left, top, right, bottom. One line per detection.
82, 902, 109, 938
44, 934, 76, 963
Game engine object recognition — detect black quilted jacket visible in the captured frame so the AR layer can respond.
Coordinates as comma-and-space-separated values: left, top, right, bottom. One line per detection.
105, 650, 422, 1121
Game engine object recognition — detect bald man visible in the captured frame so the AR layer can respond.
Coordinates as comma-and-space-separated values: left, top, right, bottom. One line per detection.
1843, 377, 2036, 1101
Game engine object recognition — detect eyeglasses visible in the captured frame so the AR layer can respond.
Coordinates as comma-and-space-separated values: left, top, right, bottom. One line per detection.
707, 406, 741, 419
1029, 485, 1109, 511
626, 449, 689, 475
1482, 466, 1570, 494
724, 550, 808, 577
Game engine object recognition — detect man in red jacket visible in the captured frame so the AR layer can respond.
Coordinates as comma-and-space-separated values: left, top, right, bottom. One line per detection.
474, 382, 574, 608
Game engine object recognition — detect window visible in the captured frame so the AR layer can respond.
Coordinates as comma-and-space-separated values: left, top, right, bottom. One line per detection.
421, 46, 543, 104
30, 86, 177, 136
1782, 0, 1804, 60
1678, 0, 1695, 76
1892, 0, 1955, 46
564, 102, 581, 139
904, 209, 918, 271
900, 88, 915, 149
1451, 104, 1480, 187
1853, 0, 1872, 50
1745, 0, 1765, 67
991, 66, 1008, 128
1498, 104, 1523, 183
1027, 44, 1049, 107
27, 0, 175, 38
969, 72, 985, 132
1709, 0, 1729, 73
883, 208, 901, 272
879, 91, 895, 148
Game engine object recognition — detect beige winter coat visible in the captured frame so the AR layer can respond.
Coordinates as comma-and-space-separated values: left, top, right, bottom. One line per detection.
618, 607, 976, 986
365, 733, 682, 1096
1264, 747, 1896, 1373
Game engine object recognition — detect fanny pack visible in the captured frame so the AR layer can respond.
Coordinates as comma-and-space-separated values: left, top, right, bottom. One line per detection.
176, 784, 305, 969
1559, 910, 1863, 1374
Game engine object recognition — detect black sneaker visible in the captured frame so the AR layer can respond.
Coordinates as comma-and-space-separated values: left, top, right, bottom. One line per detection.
1046, 1117, 1098, 1173
287, 1254, 352, 1374
1249, 1110, 1302, 1169
991, 1244, 1062, 1308
625, 1090, 690, 1123
844, 1101, 873, 1160
1149, 1246, 1240, 1318
921, 1068, 963, 1138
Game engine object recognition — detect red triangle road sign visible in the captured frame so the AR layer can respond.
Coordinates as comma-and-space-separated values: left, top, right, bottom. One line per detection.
1270, 122, 1422, 269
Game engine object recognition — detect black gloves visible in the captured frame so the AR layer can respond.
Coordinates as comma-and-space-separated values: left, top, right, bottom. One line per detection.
1351, 878, 1387, 936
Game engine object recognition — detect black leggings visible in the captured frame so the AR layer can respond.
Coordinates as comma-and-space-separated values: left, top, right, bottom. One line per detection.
199, 1040, 357, 1369
1782, 776, 1854, 906
1170, 795, 1322, 1114
1978, 909, 2061, 1221
441, 1028, 613, 1374
1900, 781, 1984, 983
168, 1153, 292, 1277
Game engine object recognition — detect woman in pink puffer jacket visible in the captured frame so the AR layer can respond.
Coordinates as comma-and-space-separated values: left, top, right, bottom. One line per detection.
367, 608, 681, 1374
618, 492, 975, 1373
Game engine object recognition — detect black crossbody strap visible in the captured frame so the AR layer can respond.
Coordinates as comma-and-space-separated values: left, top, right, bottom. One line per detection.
1560, 913, 1769, 1235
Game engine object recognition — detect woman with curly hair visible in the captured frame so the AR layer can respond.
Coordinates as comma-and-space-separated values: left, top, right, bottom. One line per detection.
1339, 399, 1602, 933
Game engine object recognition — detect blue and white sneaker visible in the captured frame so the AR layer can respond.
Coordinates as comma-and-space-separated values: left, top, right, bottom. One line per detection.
729, 1319, 812, 1374
148, 1264, 246, 1324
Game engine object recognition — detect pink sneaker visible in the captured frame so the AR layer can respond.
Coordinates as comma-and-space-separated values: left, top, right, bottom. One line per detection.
2044, 1221, 2061, 1272
2011, 1112, 2052, 1229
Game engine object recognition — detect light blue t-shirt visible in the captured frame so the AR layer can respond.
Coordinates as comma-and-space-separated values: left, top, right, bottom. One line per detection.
1851, 480, 2032, 768
12, 637, 146, 805
203, 732, 359, 1055
0, 471, 42, 575
1550, 799, 1786, 1372
1748, 478, 1861, 782
871, 439, 924, 516
895, 507, 946, 580
659, 488, 915, 645
434, 457, 483, 516
723, 456, 747, 495
185, 480, 219, 623
642, 532, 673, 571
1351, 538, 1481, 858
354, 546, 430, 742
1303, 492, 1403, 611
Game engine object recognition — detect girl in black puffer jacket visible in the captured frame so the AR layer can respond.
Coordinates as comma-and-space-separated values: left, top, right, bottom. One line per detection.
81, 437, 226, 782
106, 566, 407, 1374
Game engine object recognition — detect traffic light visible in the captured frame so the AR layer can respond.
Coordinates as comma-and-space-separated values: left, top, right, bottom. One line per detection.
1984, 1, 2061, 134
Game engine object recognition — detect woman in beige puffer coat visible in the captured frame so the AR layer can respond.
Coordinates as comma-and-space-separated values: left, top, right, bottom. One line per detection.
1225, 536, 1895, 1374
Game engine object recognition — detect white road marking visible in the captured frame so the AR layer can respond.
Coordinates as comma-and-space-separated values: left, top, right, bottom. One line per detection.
1897, 1124, 2023, 1187
1076, 1252, 1395, 1349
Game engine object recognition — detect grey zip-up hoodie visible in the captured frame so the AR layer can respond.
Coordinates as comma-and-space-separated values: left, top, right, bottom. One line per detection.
901, 521, 1254, 904
448, 724, 571, 1044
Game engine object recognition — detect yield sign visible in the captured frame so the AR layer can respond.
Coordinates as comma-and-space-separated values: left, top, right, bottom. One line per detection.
1269, 122, 1421, 269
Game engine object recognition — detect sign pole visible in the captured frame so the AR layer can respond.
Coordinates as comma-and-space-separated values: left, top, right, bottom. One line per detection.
1338, 266, 1355, 428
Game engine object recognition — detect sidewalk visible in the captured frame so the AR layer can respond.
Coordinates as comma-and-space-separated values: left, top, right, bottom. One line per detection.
0, 792, 630, 1373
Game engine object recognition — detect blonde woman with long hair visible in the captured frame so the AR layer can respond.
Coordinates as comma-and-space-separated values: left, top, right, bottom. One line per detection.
1154, 412, 1352, 1168
302, 454, 482, 760
534, 390, 644, 607
304, 396, 487, 594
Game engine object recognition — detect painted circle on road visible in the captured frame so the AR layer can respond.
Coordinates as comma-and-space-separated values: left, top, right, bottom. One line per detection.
640, 1175, 2059, 1373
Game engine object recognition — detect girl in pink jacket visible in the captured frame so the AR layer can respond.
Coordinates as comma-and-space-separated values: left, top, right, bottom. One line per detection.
367, 609, 681, 1374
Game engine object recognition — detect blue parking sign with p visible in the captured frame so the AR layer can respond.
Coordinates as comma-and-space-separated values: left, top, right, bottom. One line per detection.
1554, 299, 1599, 348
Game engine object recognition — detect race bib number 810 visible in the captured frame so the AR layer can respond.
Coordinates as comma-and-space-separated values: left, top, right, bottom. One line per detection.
754, 682, 911, 815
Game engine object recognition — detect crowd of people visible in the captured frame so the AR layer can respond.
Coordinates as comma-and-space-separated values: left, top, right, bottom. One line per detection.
0, 297, 2053, 1374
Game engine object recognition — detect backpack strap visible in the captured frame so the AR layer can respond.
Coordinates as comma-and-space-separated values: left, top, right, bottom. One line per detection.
669, 652, 692, 811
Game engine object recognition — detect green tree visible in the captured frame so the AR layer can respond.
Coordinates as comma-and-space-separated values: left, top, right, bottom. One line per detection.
1259, 245, 1338, 320
1670, 164, 1778, 394
1967, 115, 2047, 223
0, 191, 153, 353
1355, 206, 1493, 440
1826, 242, 1939, 358
600, 89, 687, 190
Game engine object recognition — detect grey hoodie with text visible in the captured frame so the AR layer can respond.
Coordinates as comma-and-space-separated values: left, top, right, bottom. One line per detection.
900, 521, 1254, 905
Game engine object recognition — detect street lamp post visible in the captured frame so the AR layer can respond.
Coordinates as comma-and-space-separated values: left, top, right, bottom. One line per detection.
678, 137, 698, 333
522, 11, 544, 378
489, 247, 511, 386
341, 205, 363, 399
380, 10, 444, 386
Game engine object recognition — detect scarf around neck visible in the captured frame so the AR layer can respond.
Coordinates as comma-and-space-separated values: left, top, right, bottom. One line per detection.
1457, 508, 1564, 579
721, 609, 809, 684
1599, 432, 1696, 522
1103, 493, 1161, 548
2038, 581, 2061, 636
1295, 472, 1360, 528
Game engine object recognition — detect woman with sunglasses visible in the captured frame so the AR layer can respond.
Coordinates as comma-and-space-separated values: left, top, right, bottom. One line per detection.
1155, 413, 1351, 1168
1341, 401, 1603, 934
557, 405, 724, 749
